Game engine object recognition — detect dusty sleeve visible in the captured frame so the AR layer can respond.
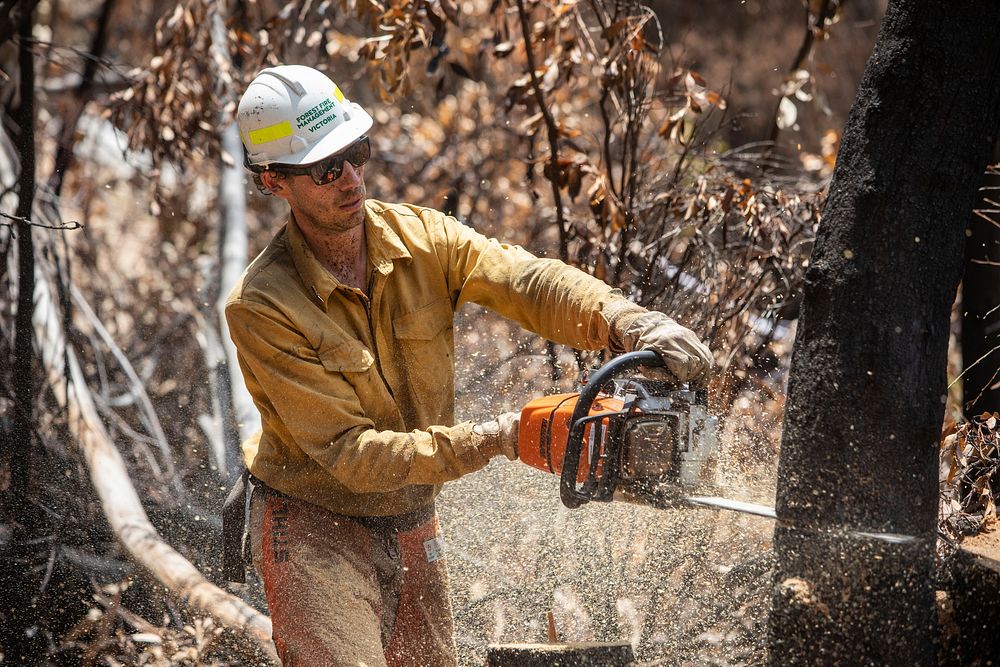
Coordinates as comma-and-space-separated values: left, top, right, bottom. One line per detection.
225, 298, 499, 493
430, 210, 634, 350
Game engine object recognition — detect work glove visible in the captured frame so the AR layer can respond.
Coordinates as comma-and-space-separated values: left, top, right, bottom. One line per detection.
605, 300, 713, 384
473, 411, 520, 461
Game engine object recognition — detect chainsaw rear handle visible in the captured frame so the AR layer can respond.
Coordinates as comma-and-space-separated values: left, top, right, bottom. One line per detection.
560, 350, 664, 509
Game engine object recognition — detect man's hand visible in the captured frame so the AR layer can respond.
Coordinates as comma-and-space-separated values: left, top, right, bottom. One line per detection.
622, 311, 712, 382
606, 302, 713, 383
473, 412, 520, 461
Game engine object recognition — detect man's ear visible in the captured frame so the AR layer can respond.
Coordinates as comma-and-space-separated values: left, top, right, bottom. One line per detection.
260, 171, 284, 194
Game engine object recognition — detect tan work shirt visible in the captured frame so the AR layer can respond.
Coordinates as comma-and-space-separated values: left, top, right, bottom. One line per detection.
225, 199, 625, 517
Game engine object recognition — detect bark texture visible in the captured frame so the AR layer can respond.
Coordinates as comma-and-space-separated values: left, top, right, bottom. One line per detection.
768, 1, 1000, 663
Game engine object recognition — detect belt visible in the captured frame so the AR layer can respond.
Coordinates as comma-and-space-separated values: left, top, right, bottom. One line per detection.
249, 473, 436, 533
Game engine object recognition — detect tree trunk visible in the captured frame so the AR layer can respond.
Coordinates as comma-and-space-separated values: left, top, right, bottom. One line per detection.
211, 2, 259, 479
767, 1, 1000, 664
9, 0, 35, 516
217, 123, 257, 450
2, 10, 42, 663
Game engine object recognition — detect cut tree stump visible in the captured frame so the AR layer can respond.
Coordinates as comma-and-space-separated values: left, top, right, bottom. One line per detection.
486, 642, 636, 666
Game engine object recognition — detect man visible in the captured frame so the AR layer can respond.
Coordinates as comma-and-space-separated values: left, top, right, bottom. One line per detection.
226, 64, 712, 666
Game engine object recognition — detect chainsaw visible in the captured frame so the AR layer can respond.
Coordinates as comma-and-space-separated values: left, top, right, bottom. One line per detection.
517, 351, 919, 544
518, 350, 724, 511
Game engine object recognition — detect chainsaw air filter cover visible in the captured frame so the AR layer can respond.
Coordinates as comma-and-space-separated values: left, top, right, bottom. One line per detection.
612, 384, 720, 508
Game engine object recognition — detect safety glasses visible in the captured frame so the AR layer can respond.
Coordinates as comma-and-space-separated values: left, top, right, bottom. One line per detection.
275, 135, 371, 185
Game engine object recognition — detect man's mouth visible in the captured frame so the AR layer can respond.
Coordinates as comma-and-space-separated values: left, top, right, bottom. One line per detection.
340, 194, 364, 210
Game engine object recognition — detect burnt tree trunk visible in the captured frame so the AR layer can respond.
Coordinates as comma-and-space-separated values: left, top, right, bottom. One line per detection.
767, 1, 1000, 664
1, 6, 41, 662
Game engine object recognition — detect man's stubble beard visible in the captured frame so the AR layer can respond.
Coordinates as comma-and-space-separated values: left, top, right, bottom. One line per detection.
295, 188, 366, 235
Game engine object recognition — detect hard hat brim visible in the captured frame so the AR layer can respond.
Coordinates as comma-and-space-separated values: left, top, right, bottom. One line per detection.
262, 102, 374, 168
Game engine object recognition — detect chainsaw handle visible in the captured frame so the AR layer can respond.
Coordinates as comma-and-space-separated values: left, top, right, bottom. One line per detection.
560, 350, 664, 508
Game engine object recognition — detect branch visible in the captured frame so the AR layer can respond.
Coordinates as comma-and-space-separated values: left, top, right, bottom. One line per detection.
49, 0, 117, 197
70, 283, 187, 499
767, 0, 840, 145
514, 0, 569, 263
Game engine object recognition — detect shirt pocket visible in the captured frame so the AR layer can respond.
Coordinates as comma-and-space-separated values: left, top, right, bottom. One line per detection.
316, 339, 375, 374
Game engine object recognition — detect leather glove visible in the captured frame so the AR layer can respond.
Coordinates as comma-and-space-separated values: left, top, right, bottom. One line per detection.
473, 411, 520, 461
605, 301, 713, 383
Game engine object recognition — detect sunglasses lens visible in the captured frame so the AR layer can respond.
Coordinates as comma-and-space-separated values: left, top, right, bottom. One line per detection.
311, 155, 342, 185
310, 136, 371, 185
348, 137, 371, 167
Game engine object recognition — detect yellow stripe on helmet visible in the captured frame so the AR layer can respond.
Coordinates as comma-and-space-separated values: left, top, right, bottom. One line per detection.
333, 85, 345, 103
248, 120, 294, 145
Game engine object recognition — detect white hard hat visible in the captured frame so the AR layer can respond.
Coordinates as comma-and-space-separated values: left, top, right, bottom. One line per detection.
236, 65, 373, 170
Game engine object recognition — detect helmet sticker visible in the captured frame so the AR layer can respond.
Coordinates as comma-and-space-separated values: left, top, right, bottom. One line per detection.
248, 120, 294, 145
237, 65, 372, 166
296, 97, 336, 130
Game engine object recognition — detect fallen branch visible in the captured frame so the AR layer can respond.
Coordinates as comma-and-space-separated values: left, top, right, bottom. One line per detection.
30, 254, 278, 664
70, 282, 185, 500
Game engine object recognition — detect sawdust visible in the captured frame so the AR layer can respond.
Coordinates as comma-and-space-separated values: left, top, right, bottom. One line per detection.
958, 526, 1000, 574
776, 577, 831, 619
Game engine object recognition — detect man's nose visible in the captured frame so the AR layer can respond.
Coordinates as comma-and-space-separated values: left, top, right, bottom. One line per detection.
337, 161, 363, 189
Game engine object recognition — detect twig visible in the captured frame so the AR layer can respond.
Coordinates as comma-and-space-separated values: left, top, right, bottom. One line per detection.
514, 0, 569, 263
767, 0, 839, 145
91, 391, 171, 483
0, 211, 82, 229
949, 342, 1000, 388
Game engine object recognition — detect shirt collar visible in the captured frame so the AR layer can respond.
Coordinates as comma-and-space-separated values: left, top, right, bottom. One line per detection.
286, 201, 412, 303
365, 201, 411, 272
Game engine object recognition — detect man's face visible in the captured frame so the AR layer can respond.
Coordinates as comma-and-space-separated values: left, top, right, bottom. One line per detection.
263, 140, 369, 234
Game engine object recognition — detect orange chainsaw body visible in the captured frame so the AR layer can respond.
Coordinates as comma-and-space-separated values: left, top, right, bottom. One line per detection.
518, 391, 623, 482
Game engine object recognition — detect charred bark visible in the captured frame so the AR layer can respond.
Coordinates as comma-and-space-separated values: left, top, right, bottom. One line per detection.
767, 1, 1000, 663
1, 8, 42, 662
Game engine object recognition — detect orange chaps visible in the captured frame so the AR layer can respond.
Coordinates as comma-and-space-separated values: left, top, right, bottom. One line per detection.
249, 492, 457, 667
